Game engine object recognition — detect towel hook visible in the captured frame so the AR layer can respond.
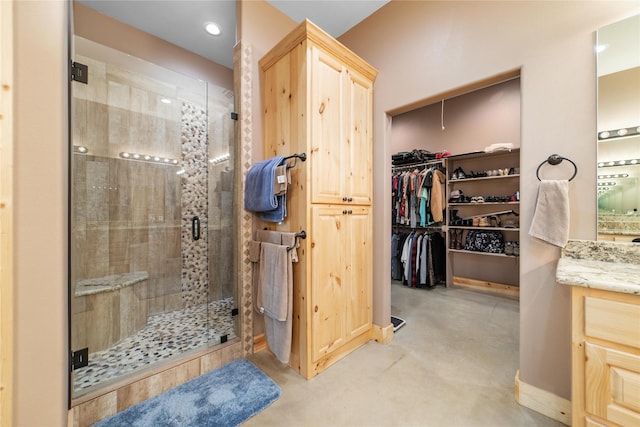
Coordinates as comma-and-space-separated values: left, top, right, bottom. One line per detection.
536, 154, 577, 181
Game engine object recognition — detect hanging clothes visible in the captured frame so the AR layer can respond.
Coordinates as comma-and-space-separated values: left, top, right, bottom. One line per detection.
392, 164, 446, 228
395, 230, 445, 288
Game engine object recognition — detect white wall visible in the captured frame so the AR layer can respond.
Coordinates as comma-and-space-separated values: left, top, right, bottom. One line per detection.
340, 0, 640, 400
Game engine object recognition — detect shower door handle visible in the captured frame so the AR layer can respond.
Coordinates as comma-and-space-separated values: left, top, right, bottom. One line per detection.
192, 216, 200, 241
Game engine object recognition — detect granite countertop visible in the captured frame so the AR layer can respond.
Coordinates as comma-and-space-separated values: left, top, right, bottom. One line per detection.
556, 240, 640, 295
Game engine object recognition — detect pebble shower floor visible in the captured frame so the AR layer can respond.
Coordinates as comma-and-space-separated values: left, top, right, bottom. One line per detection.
73, 297, 236, 392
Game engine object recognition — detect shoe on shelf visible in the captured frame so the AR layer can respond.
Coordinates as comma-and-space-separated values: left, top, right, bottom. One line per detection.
513, 242, 520, 256
478, 217, 490, 227
450, 167, 467, 180
505, 241, 514, 256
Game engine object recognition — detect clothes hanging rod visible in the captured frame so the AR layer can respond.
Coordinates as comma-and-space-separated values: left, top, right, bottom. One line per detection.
392, 159, 445, 172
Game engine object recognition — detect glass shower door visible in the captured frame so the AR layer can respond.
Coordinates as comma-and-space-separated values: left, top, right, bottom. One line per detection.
69, 36, 236, 398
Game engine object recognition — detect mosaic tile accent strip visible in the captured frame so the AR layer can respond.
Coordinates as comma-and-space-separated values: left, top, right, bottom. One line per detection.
73, 298, 236, 392
181, 102, 209, 308
235, 41, 255, 357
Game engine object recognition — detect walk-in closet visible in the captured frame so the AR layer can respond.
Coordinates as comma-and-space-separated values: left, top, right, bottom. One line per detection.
390, 76, 521, 330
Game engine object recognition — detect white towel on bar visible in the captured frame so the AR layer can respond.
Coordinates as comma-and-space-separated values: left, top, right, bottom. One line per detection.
529, 180, 570, 247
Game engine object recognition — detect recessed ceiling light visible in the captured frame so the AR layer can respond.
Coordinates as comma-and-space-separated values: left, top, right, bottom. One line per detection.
204, 22, 221, 36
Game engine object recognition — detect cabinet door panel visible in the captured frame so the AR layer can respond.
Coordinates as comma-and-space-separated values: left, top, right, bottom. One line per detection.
585, 297, 640, 349
310, 206, 346, 361
585, 342, 640, 427
345, 70, 372, 205
345, 207, 372, 338
310, 48, 344, 204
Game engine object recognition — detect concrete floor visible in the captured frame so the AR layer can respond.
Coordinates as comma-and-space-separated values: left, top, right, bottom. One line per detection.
246, 282, 566, 427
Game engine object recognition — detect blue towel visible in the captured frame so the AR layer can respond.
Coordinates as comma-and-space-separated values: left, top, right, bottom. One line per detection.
260, 194, 286, 223
244, 156, 285, 213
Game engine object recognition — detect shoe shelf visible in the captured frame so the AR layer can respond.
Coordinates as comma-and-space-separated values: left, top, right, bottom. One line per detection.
449, 202, 519, 206
448, 248, 520, 258
448, 174, 520, 184
445, 148, 520, 291
449, 226, 519, 232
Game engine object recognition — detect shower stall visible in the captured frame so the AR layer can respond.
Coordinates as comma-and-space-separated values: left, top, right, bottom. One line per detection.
69, 36, 237, 398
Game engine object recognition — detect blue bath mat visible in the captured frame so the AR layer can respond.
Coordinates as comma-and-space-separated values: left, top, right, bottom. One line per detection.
94, 359, 280, 427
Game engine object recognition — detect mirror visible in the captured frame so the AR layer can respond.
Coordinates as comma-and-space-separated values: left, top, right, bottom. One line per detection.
596, 14, 640, 242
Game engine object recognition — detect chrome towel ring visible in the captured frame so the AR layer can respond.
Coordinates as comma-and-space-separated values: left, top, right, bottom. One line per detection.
536, 154, 577, 181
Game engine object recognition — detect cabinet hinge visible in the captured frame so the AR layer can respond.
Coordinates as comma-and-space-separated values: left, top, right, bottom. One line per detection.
230, 112, 238, 121
70, 61, 88, 84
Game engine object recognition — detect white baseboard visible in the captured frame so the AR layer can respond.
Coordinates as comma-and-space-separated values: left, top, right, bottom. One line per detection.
514, 370, 571, 425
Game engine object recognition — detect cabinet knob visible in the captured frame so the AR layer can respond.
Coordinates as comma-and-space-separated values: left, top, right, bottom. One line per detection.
342, 210, 347, 214
342, 197, 348, 202
347, 197, 353, 202
348, 210, 352, 214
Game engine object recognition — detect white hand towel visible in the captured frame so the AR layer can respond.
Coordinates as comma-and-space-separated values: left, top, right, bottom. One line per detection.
529, 180, 570, 247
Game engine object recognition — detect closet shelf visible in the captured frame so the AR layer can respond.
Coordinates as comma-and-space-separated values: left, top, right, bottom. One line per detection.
392, 224, 443, 230
449, 202, 520, 206
448, 174, 520, 184
445, 148, 520, 289
449, 226, 520, 232
448, 249, 520, 258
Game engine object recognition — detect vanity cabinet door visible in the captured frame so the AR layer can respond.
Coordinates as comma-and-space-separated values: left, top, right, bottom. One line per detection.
585, 342, 640, 427
585, 297, 640, 349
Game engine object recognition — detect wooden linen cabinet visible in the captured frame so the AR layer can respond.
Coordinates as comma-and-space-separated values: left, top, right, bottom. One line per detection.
259, 19, 377, 378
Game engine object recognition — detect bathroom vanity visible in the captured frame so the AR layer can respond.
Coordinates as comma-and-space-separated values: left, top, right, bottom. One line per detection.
557, 240, 640, 427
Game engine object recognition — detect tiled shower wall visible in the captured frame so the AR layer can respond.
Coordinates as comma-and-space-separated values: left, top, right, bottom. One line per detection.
180, 102, 209, 308
71, 49, 232, 330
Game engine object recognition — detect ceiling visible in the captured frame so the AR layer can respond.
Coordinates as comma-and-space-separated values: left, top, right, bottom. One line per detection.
76, 0, 389, 69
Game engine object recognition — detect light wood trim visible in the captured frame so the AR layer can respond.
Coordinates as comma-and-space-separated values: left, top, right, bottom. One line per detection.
514, 370, 572, 425
259, 19, 378, 81
585, 417, 609, 427
310, 329, 372, 379
572, 287, 588, 427
371, 323, 394, 344
0, 1, 14, 425
69, 341, 242, 426
453, 276, 519, 298
71, 339, 240, 407
253, 333, 268, 353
